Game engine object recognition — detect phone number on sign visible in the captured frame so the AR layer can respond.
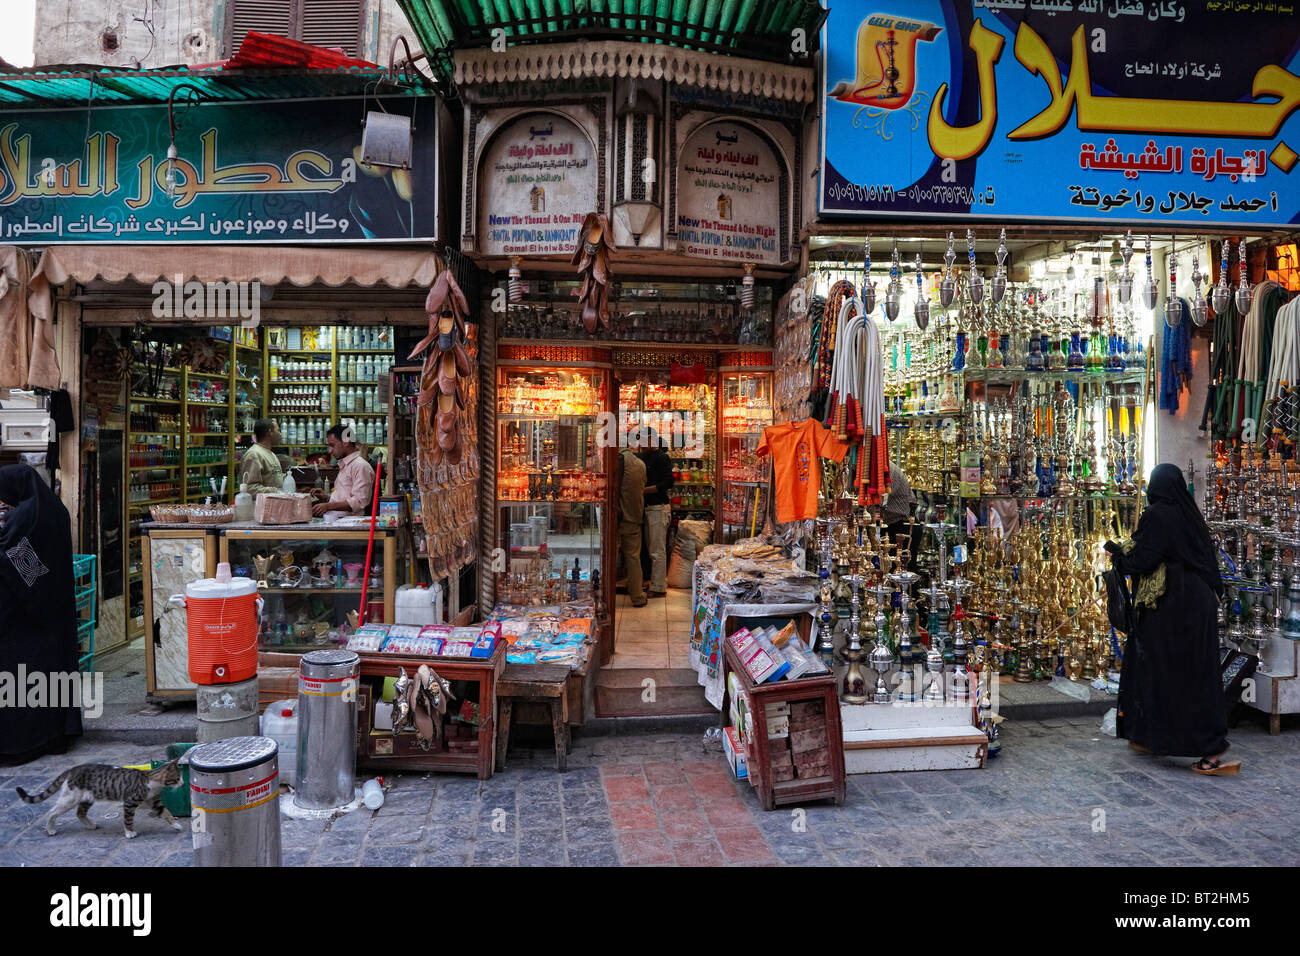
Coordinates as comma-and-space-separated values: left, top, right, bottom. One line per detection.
826, 182, 996, 207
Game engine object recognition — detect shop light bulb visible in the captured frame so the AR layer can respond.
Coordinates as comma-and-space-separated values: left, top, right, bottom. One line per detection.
164, 144, 178, 199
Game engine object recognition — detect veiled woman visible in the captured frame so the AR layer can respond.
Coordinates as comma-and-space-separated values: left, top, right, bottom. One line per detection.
0, 464, 83, 764
1106, 463, 1236, 774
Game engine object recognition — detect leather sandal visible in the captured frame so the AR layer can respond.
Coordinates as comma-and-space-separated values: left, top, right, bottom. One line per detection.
1191, 757, 1241, 775
438, 351, 458, 395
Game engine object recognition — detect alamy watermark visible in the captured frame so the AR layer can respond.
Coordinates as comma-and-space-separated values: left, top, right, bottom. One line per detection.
152, 274, 262, 327
0, 666, 104, 719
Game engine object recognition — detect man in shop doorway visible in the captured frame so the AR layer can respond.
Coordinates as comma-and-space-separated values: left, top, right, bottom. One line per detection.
618, 432, 648, 608
639, 427, 675, 598
241, 419, 286, 496
882, 459, 920, 570
312, 422, 375, 517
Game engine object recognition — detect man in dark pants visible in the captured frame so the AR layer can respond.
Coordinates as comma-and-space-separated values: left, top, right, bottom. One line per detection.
639, 428, 675, 598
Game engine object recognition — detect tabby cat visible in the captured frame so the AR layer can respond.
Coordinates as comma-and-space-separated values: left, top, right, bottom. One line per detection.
17, 760, 184, 839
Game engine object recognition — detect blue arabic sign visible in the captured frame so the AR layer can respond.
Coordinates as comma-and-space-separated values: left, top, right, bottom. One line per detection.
0, 97, 436, 242
820, 1, 1300, 226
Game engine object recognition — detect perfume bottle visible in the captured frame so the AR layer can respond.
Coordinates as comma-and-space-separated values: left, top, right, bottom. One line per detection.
952, 330, 968, 371
1066, 332, 1086, 371
987, 330, 1005, 369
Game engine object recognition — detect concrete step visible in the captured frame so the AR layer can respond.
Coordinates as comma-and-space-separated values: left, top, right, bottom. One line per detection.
594, 667, 712, 718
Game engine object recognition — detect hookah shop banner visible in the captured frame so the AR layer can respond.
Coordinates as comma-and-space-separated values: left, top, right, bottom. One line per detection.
820, 1, 1300, 226
0, 97, 437, 242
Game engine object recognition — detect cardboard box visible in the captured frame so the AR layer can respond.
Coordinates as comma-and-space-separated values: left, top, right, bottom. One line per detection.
790, 728, 826, 753
771, 764, 795, 782
795, 759, 831, 779
791, 700, 824, 718
724, 726, 748, 779
254, 492, 313, 524
769, 746, 793, 769
766, 715, 790, 738
794, 746, 830, 767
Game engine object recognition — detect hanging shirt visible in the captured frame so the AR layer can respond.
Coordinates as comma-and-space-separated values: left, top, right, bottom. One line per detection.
756, 418, 849, 524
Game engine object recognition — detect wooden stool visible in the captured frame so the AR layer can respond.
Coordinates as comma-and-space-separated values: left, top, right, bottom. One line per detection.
496, 663, 572, 772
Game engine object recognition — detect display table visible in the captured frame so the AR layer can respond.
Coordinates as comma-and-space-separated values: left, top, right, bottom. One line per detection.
355, 641, 505, 779
721, 639, 846, 811
141, 521, 396, 701
1247, 635, 1300, 735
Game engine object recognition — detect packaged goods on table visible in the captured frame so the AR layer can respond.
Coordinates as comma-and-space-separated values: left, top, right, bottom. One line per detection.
344, 622, 499, 659
487, 603, 596, 669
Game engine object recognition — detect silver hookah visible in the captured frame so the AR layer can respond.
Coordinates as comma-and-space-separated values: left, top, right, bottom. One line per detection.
885, 244, 902, 321
966, 228, 984, 304
1141, 235, 1159, 311
1190, 244, 1209, 327
1212, 238, 1231, 314
1117, 230, 1135, 305
939, 232, 957, 309
1235, 237, 1253, 314
914, 252, 930, 330
888, 556, 922, 703
862, 237, 877, 315
868, 577, 894, 703
991, 228, 1008, 304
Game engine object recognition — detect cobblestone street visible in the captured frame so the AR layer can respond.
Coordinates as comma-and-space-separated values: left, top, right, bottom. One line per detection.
2, 715, 1297, 867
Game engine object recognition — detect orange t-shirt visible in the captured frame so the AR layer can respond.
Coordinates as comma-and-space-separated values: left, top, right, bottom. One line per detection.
756, 419, 850, 524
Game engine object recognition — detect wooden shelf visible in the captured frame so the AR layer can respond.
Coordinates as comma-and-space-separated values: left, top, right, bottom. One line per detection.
130, 396, 180, 404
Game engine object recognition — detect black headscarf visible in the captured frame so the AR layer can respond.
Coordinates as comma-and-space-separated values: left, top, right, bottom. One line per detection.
0, 463, 75, 622
1145, 462, 1222, 596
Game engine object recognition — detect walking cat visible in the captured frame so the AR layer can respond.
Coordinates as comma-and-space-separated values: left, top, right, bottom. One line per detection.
17, 760, 183, 839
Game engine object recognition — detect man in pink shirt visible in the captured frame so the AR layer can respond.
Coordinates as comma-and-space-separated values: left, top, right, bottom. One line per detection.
312, 422, 375, 517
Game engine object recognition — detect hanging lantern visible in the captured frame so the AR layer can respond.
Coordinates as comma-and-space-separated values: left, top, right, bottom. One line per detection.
862, 237, 877, 315
939, 231, 957, 308
1141, 235, 1159, 311
991, 228, 1008, 303
1235, 237, 1253, 314
966, 229, 984, 303
1191, 246, 1208, 327
1117, 230, 1134, 305
884, 244, 902, 321
1212, 238, 1231, 314
914, 253, 930, 330
1164, 257, 1181, 328
508, 257, 523, 303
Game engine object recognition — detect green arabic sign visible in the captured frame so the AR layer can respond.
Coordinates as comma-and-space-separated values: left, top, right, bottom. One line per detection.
0, 97, 436, 242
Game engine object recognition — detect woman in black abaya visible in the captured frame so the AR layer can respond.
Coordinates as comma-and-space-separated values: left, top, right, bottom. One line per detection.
0, 464, 83, 765
1106, 463, 1235, 774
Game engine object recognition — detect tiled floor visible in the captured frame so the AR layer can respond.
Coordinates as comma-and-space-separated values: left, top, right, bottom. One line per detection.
610, 588, 695, 670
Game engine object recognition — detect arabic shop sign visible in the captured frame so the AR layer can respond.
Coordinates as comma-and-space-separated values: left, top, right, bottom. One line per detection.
820, 2, 1300, 226
677, 123, 781, 265
479, 113, 596, 256
0, 97, 436, 242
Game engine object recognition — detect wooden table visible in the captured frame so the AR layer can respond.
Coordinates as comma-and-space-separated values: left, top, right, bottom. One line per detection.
356, 642, 505, 779
495, 662, 572, 772
721, 640, 846, 811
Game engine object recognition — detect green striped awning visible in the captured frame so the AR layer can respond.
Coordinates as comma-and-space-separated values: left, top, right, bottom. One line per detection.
399, 0, 826, 80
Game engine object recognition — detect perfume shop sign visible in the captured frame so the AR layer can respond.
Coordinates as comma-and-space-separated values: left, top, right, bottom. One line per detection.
479, 114, 597, 256
676, 124, 781, 265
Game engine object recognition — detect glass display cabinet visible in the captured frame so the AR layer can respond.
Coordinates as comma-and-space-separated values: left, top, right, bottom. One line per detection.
720, 367, 775, 543
220, 526, 397, 652
496, 364, 609, 599
618, 380, 717, 527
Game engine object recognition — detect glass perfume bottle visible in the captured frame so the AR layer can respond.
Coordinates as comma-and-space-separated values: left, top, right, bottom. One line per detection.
1067, 331, 1086, 371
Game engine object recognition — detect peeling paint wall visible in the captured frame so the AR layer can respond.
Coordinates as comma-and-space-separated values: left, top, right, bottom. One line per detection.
34, 0, 221, 68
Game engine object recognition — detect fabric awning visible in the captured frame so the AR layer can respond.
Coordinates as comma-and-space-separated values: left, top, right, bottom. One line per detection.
28, 244, 442, 321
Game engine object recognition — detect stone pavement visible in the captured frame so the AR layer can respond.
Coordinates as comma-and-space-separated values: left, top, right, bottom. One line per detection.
2, 714, 1298, 867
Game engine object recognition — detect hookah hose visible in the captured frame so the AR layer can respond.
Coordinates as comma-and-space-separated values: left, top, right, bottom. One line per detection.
1206, 298, 1241, 438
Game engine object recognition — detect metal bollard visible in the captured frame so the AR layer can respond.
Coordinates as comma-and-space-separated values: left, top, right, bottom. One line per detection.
294, 649, 360, 810
189, 736, 281, 867
196, 675, 261, 743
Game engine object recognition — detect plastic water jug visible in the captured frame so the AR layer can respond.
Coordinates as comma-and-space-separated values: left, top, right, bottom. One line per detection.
259, 699, 299, 787
170, 563, 261, 684
394, 583, 442, 625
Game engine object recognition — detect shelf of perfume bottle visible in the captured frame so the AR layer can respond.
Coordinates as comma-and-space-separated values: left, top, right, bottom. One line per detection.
895, 369, 1148, 385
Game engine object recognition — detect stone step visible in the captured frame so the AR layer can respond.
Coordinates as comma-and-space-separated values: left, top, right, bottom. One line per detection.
843, 723, 989, 774
594, 667, 712, 718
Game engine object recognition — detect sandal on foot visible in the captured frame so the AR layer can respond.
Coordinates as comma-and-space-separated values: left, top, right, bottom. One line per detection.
1191, 758, 1241, 775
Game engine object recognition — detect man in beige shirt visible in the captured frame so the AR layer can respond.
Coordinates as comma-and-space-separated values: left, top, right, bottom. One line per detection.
312, 422, 375, 516
619, 441, 647, 607
240, 419, 285, 496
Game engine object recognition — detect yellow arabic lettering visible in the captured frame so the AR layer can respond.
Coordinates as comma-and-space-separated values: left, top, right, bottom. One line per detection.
927, 20, 1005, 161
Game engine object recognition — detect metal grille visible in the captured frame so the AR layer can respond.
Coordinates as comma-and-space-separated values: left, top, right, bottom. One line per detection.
300, 0, 365, 56
226, 0, 294, 57
631, 113, 648, 203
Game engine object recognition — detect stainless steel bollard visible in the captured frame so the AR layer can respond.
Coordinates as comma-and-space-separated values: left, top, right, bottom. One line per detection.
294, 649, 360, 810
196, 676, 261, 743
189, 736, 282, 867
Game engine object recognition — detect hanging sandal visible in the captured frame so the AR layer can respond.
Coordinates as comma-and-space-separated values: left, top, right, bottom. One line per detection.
1191, 757, 1242, 775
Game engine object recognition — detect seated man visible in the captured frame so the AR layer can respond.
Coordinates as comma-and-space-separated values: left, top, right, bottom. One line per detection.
312, 422, 375, 517
240, 419, 285, 496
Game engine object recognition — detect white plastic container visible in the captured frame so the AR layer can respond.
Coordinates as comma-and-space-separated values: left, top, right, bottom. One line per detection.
362, 777, 384, 810
282, 471, 297, 493
259, 699, 299, 787
394, 583, 443, 625
234, 483, 254, 521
